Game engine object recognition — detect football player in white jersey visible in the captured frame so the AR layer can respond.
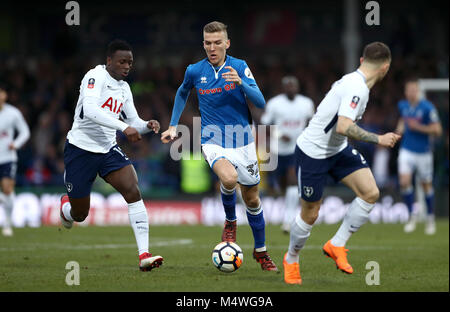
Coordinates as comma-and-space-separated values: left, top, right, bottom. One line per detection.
0, 85, 30, 236
60, 40, 163, 271
283, 42, 401, 284
261, 76, 315, 233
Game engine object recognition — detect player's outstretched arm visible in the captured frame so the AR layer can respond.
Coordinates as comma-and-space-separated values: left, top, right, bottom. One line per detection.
337, 116, 401, 148
121, 93, 160, 135
161, 78, 192, 144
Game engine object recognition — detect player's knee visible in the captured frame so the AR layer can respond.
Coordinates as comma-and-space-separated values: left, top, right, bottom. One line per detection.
122, 185, 142, 203
399, 179, 411, 191
1, 188, 14, 195
362, 187, 380, 204
220, 172, 238, 190
300, 201, 320, 224
303, 211, 319, 224
421, 182, 433, 194
399, 175, 412, 190
0, 182, 14, 194
244, 196, 260, 209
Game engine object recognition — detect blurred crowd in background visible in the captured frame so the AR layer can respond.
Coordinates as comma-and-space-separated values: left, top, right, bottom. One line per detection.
0, 0, 448, 196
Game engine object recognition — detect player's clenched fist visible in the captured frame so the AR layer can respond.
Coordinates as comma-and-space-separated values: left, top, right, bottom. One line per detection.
378, 132, 401, 148
123, 126, 142, 142
161, 126, 178, 143
147, 120, 160, 133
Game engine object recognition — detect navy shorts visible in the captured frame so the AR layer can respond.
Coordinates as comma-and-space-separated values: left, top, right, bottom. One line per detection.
0, 162, 17, 179
295, 145, 369, 202
63, 141, 132, 198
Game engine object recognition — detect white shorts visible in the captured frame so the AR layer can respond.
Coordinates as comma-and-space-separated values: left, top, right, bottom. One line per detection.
201, 142, 260, 186
398, 148, 433, 182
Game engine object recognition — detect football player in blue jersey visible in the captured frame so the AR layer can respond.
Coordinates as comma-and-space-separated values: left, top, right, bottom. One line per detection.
395, 78, 442, 234
161, 21, 278, 271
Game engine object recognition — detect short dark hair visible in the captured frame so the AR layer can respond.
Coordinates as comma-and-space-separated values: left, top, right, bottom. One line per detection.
362, 42, 391, 64
107, 39, 132, 57
203, 21, 228, 35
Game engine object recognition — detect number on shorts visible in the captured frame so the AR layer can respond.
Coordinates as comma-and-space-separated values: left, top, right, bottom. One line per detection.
113, 147, 129, 160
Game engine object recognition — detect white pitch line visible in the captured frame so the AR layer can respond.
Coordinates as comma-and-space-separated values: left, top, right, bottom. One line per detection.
0, 239, 193, 252
185, 244, 423, 251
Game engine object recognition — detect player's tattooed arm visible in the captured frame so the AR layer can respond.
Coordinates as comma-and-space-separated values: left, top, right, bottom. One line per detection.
337, 116, 401, 148
345, 123, 379, 144
337, 116, 378, 144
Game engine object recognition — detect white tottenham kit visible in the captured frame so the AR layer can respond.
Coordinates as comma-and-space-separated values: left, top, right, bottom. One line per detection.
0, 103, 30, 164
261, 94, 315, 156
297, 70, 370, 159
67, 65, 150, 153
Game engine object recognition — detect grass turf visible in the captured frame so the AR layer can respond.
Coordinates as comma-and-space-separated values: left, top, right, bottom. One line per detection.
0, 220, 448, 292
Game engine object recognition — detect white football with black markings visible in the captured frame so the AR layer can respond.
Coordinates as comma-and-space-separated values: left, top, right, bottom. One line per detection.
212, 242, 244, 273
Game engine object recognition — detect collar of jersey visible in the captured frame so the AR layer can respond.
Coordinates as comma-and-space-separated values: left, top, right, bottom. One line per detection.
208, 55, 228, 79
101, 65, 124, 86
356, 69, 367, 83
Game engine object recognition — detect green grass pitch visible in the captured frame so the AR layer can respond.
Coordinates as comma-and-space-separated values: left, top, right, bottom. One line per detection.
0, 220, 448, 292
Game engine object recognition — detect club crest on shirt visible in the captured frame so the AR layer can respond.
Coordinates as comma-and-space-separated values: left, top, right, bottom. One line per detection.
303, 186, 314, 197
87, 78, 95, 89
350, 96, 360, 109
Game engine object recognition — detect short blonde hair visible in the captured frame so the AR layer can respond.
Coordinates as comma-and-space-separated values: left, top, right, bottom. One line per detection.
203, 21, 228, 36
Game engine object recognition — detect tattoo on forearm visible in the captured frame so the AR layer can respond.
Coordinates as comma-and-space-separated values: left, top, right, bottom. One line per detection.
345, 124, 379, 144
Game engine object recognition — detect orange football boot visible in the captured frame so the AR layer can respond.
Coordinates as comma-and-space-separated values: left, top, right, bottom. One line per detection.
283, 253, 302, 285
322, 240, 353, 274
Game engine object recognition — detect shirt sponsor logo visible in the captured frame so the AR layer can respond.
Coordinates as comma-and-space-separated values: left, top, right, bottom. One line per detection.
101, 97, 123, 114
198, 83, 236, 95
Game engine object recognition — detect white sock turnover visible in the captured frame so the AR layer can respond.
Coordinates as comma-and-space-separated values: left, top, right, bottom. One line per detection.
286, 213, 313, 264
330, 197, 374, 247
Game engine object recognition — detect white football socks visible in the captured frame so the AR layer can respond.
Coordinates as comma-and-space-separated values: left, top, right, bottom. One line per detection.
286, 213, 313, 264
330, 197, 374, 247
0, 192, 14, 228
283, 186, 300, 227
128, 199, 149, 255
